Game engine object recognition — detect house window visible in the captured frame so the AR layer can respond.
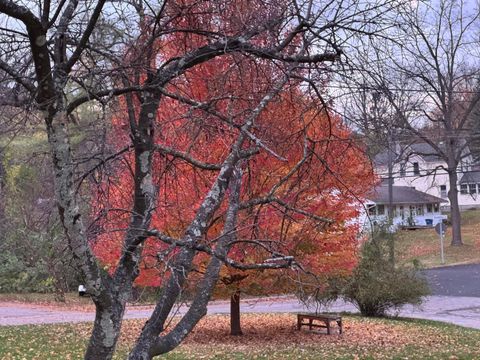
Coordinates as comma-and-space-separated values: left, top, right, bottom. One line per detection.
460, 184, 468, 195
377, 204, 385, 215
469, 183, 477, 194
400, 163, 406, 177
368, 205, 376, 216
413, 162, 420, 175
440, 185, 447, 198
433, 204, 439, 212
417, 205, 424, 216
399, 205, 404, 219
426, 204, 433, 213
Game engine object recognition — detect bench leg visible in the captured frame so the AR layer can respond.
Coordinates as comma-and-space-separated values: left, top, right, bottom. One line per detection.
337, 319, 342, 334
308, 318, 313, 330
297, 317, 302, 330
326, 320, 331, 335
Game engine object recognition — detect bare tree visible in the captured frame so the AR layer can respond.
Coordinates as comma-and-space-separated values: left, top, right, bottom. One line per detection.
356, 0, 480, 246
0, 1, 399, 359
342, 82, 414, 262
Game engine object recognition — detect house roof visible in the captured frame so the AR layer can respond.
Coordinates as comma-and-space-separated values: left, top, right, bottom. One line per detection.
373, 141, 453, 166
459, 171, 480, 184
367, 185, 447, 205
373, 151, 390, 166
408, 143, 444, 162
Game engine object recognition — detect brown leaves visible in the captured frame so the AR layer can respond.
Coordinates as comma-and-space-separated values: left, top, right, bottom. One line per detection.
117, 313, 451, 358
2, 312, 479, 359
179, 314, 418, 348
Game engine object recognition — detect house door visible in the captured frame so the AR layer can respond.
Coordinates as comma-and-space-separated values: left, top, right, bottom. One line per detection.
409, 205, 417, 217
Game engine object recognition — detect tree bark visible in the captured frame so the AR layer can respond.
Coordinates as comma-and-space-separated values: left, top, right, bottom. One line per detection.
45, 114, 128, 359
230, 290, 243, 336
448, 169, 463, 246
128, 165, 244, 360
84, 303, 125, 360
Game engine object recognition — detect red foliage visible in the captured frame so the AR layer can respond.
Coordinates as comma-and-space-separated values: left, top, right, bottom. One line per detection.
91, 2, 375, 290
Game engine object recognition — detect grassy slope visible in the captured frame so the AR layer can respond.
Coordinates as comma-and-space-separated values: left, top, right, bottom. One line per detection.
396, 209, 480, 268
1, 314, 480, 360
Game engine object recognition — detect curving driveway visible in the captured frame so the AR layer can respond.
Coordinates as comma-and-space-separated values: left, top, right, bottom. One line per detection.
2, 264, 480, 329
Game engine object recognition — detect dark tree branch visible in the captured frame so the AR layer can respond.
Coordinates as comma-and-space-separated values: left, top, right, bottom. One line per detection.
155, 144, 222, 170
147, 229, 295, 271
64, 0, 107, 74
0, 0, 42, 27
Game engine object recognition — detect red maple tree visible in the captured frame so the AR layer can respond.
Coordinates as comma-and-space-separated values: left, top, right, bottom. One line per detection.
90, 1, 374, 336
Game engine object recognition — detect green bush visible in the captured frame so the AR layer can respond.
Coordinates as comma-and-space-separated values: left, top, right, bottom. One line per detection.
0, 253, 54, 293
343, 239, 430, 317
296, 227, 430, 317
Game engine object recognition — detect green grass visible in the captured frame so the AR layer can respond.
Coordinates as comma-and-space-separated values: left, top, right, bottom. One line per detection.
396, 209, 480, 268
0, 323, 90, 360
1, 314, 480, 359
0, 123, 86, 159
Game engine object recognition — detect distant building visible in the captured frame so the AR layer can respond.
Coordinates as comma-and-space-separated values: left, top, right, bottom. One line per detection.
362, 184, 447, 231
374, 142, 480, 210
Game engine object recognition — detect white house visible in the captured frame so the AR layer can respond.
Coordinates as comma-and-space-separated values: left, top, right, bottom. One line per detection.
362, 184, 447, 230
374, 142, 480, 210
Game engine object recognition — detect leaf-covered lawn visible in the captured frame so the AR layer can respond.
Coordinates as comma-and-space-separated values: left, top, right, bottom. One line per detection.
1, 313, 479, 359
396, 209, 480, 268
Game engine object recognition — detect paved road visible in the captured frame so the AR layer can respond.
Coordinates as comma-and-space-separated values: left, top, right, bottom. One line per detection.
2, 295, 480, 329
2, 264, 480, 328
424, 264, 480, 297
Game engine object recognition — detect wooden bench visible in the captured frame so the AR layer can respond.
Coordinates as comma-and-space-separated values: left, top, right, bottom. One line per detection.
297, 313, 343, 335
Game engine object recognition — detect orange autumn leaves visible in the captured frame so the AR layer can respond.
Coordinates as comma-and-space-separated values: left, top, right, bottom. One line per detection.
91, 12, 374, 287
92, 85, 373, 288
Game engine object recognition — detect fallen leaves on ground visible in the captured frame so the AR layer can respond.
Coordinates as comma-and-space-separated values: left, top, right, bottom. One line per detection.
2, 313, 480, 359
396, 210, 480, 267
115, 313, 480, 359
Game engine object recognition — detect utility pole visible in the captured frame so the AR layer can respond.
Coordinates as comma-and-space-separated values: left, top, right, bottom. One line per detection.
373, 90, 395, 266
387, 135, 395, 266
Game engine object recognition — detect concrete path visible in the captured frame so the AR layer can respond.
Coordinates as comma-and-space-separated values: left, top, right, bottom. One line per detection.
2, 295, 480, 329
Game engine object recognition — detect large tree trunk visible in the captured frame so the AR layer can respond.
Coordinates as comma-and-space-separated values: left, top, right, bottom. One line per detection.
127, 247, 197, 360
230, 290, 243, 336
84, 302, 125, 360
46, 116, 122, 359
128, 166, 244, 360
448, 169, 463, 246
